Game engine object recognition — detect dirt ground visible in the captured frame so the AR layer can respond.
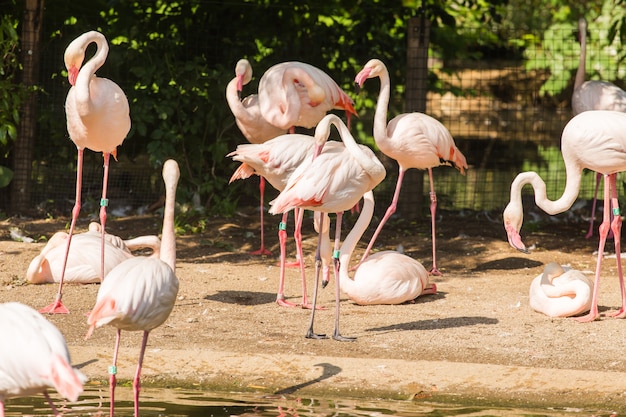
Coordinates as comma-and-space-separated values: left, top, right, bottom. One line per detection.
2, 202, 626, 414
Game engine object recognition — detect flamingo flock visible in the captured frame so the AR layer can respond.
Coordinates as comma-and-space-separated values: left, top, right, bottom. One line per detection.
6, 15, 626, 414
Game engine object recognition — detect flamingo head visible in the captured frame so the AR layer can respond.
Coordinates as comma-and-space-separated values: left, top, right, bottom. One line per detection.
354, 58, 386, 92
502, 201, 529, 254
235, 59, 252, 100
64, 37, 87, 86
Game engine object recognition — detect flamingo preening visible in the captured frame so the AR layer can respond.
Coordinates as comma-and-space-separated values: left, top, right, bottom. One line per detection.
529, 263, 593, 318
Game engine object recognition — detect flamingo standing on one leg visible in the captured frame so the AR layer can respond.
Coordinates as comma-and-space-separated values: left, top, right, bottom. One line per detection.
226, 59, 288, 256
86, 159, 180, 417
40, 30, 130, 314
228, 134, 341, 308
269, 114, 386, 341
571, 17, 626, 238
353, 59, 467, 276
0, 302, 86, 416
338, 190, 437, 305
503, 110, 626, 322
26, 222, 161, 284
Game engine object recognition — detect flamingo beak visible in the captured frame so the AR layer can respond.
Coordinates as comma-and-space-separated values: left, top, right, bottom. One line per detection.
236, 74, 244, 100
505, 222, 529, 254
68, 65, 79, 86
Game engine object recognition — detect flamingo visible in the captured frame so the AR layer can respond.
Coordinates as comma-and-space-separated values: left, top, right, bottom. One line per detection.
338, 190, 437, 305
41, 30, 131, 314
571, 17, 626, 238
228, 134, 341, 308
528, 263, 593, 318
27, 222, 161, 284
257, 61, 357, 130
226, 59, 289, 256
354, 59, 467, 276
269, 114, 386, 340
503, 110, 626, 322
0, 302, 86, 416
86, 159, 179, 417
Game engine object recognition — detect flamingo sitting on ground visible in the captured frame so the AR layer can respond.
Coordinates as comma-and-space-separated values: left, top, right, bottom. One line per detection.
258, 61, 357, 131
529, 263, 593, 318
571, 17, 626, 238
0, 302, 86, 416
503, 110, 626, 322
226, 59, 288, 256
27, 222, 161, 284
41, 30, 131, 314
228, 134, 340, 308
338, 190, 437, 305
353, 59, 467, 276
269, 114, 386, 340
86, 159, 180, 417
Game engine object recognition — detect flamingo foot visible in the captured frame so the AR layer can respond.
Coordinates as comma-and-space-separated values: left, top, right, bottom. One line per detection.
573, 311, 600, 323
429, 266, 443, 276
301, 302, 326, 310
332, 330, 356, 342
276, 297, 299, 308
305, 329, 327, 339
422, 283, 438, 295
39, 296, 70, 314
606, 308, 626, 319
585, 230, 594, 239
285, 259, 304, 269
250, 246, 272, 256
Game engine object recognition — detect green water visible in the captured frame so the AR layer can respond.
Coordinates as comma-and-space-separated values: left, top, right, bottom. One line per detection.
2, 386, 616, 417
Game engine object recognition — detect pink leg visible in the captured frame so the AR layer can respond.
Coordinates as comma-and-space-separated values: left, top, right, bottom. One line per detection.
285, 210, 304, 269
133, 331, 150, 417
100, 153, 111, 281
276, 211, 297, 307
306, 213, 328, 339
575, 174, 612, 323
356, 168, 406, 269
605, 175, 626, 318
250, 176, 272, 256
109, 329, 122, 417
43, 391, 61, 417
331, 213, 355, 342
427, 168, 442, 276
40, 148, 85, 314
585, 172, 602, 239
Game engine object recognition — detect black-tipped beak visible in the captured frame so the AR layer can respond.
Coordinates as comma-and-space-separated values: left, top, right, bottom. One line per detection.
355, 82, 361, 94
322, 278, 329, 288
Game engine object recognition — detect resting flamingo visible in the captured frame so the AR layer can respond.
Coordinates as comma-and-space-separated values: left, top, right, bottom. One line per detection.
503, 110, 626, 322
0, 302, 86, 416
27, 222, 160, 284
86, 159, 179, 417
41, 30, 131, 314
528, 263, 593, 318
338, 190, 437, 305
269, 114, 386, 340
228, 134, 340, 308
354, 59, 467, 276
258, 61, 357, 130
226, 59, 288, 256
571, 17, 626, 238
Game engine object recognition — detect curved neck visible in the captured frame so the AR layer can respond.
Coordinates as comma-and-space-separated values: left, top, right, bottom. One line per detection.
510, 167, 582, 216
76, 34, 108, 108
574, 19, 587, 90
160, 160, 180, 272
338, 191, 375, 291
372, 66, 392, 146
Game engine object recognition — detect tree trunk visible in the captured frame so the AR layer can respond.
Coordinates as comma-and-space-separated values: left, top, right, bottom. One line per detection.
11, 0, 44, 214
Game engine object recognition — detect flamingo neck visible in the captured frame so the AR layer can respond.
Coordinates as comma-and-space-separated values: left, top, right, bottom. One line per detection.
372, 66, 392, 149
338, 191, 375, 295
510, 167, 582, 216
574, 20, 587, 91
75, 35, 108, 110
160, 161, 180, 272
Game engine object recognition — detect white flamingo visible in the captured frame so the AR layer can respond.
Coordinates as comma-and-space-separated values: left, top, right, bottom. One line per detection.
529, 263, 593, 318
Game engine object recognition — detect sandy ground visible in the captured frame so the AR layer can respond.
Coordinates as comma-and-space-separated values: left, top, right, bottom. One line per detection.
1, 205, 626, 414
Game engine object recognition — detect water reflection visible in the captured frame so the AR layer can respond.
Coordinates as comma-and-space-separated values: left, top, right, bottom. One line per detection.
2, 385, 613, 417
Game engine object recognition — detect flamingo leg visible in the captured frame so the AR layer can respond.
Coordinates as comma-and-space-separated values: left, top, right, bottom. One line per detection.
293, 209, 319, 309
250, 176, 272, 256
357, 168, 406, 268
43, 391, 61, 417
109, 329, 122, 417
575, 174, 613, 322
276, 212, 298, 307
133, 331, 150, 417
40, 148, 85, 314
605, 175, 626, 318
585, 172, 602, 239
99, 152, 111, 281
331, 213, 356, 342
427, 168, 442, 276
306, 213, 328, 339
285, 209, 304, 269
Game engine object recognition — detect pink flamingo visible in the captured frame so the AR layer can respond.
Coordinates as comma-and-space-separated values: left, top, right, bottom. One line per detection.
228, 134, 340, 308
269, 114, 386, 340
571, 17, 626, 238
528, 263, 593, 318
226, 59, 289, 256
41, 31, 131, 314
338, 190, 437, 305
27, 222, 160, 284
354, 59, 467, 276
503, 110, 626, 322
0, 302, 85, 416
86, 159, 179, 417
258, 61, 357, 130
